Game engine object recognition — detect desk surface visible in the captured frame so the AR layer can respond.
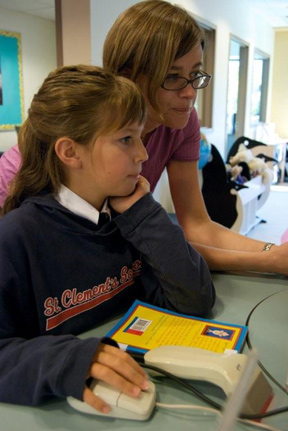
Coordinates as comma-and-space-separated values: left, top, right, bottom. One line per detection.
1, 272, 288, 431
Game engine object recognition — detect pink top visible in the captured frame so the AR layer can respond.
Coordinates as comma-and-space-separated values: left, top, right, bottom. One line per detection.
142, 108, 200, 192
0, 144, 22, 207
0, 109, 200, 206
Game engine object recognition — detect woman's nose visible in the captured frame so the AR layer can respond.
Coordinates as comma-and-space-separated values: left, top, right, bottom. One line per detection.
178, 83, 197, 99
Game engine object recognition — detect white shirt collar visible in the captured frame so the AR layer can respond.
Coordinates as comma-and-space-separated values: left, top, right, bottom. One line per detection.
55, 184, 110, 225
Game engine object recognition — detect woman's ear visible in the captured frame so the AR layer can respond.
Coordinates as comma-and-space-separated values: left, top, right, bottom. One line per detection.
54, 138, 82, 169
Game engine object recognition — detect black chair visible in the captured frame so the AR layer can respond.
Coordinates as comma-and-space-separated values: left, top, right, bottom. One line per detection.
201, 144, 247, 229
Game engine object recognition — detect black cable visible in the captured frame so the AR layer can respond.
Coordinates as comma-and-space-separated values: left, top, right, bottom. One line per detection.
244, 290, 288, 395
142, 363, 223, 410
141, 363, 288, 421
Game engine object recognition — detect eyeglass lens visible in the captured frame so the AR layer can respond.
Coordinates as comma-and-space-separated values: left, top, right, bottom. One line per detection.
163, 74, 210, 90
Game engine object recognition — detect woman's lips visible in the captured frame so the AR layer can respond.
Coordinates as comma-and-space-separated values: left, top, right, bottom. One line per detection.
173, 107, 192, 113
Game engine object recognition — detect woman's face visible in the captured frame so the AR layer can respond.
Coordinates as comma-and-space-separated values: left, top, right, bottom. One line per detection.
140, 43, 203, 134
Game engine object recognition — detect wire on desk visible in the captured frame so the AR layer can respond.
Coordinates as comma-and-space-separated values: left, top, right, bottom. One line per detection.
155, 402, 284, 431
244, 291, 288, 395
141, 363, 288, 421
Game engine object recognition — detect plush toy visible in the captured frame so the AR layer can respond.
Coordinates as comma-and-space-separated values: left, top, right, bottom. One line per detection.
229, 144, 273, 184
229, 143, 254, 166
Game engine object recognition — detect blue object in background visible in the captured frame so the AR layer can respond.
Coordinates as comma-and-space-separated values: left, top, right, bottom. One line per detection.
198, 135, 211, 169
0, 32, 23, 129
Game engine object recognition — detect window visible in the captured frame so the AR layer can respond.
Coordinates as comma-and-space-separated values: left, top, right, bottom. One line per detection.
251, 51, 269, 124
226, 38, 248, 156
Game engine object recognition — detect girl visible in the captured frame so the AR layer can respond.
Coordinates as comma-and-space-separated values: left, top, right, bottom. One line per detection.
0, 65, 214, 412
102, 0, 288, 276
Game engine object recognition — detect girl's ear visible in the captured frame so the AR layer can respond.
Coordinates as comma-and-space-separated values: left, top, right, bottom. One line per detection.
54, 138, 82, 168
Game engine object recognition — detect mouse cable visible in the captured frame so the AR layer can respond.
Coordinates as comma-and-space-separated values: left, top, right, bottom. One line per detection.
244, 291, 288, 395
141, 363, 288, 421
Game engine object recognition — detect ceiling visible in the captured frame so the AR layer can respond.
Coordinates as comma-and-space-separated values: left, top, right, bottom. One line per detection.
0, 0, 55, 21
0, 0, 287, 28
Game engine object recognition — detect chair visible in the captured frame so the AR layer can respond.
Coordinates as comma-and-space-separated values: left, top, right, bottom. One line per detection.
201, 144, 247, 229
200, 144, 270, 235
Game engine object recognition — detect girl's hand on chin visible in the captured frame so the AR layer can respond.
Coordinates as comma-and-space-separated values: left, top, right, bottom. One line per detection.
109, 175, 150, 213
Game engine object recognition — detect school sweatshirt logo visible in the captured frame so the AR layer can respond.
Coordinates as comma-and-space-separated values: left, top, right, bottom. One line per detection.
44, 260, 142, 331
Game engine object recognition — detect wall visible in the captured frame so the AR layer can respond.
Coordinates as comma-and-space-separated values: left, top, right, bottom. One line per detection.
271, 29, 288, 139
0, 7, 56, 151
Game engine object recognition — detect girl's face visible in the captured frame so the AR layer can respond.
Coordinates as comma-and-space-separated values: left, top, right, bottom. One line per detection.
141, 43, 203, 134
71, 122, 148, 210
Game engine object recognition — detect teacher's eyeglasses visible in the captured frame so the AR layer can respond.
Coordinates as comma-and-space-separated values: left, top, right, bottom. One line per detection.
161, 71, 211, 91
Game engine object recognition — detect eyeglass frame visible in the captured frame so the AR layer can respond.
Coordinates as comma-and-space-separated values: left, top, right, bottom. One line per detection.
161, 71, 212, 91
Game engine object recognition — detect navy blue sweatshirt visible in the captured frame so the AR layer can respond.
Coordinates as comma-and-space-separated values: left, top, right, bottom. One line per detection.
0, 192, 215, 406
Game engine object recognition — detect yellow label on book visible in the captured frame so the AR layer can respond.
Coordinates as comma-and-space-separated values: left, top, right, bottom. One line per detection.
108, 302, 246, 354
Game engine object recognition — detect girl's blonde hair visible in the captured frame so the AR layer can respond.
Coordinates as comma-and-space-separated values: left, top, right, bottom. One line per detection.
103, 0, 205, 114
2, 65, 146, 215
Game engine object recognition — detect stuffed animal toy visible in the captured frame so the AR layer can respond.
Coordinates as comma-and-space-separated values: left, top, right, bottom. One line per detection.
229, 144, 273, 184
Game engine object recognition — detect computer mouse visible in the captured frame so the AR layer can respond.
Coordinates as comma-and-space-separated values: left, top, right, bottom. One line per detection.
67, 379, 156, 421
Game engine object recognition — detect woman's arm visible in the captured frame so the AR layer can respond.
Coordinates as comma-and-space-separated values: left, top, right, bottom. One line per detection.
167, 160, 288, 276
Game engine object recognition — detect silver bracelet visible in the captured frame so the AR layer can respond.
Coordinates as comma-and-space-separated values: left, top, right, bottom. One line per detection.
262, 242, 275, 252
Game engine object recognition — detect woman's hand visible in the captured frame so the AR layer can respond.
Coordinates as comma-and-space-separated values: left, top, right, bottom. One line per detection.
83, 343, 149, 414
109, 175, 150, 214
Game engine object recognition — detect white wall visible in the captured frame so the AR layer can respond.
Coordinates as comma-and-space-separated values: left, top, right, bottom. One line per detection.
0, 7, 56, 151
271, 29, 288, 139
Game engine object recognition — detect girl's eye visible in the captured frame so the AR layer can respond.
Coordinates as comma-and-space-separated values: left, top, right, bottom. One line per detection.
119, 136, 132, 144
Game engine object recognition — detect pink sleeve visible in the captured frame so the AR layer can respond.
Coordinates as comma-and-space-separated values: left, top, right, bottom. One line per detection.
0, 144, 22, 207
171, 108, 201, 161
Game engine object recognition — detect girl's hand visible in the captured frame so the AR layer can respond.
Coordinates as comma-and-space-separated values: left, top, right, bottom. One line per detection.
109, 175, 150, 214
83, 343, 149, 414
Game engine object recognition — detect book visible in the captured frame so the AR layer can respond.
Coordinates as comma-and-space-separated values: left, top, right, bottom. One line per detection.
106, 300, 248, 356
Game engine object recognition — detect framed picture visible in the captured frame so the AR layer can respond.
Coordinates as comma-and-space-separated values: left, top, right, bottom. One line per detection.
0, 30, 24, 130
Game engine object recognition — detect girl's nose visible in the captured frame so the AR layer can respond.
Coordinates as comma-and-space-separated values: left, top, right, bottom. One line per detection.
135, 139, 148, 164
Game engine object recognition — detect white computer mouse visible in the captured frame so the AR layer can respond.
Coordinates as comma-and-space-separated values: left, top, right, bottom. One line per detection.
67, 379, 156, 421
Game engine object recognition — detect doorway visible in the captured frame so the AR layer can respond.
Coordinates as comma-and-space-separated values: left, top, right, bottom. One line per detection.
226, 39, 248, 157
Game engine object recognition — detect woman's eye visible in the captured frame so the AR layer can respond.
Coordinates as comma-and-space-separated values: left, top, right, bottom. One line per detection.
165, 74, 180, 82
190, 71, 202, 79
119, 136, 132, 144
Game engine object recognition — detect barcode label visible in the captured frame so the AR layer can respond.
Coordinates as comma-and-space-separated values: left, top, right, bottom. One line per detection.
130, 318, 151, 332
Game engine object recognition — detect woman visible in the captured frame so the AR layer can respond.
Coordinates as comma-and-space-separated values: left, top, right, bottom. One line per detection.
102, 0, 288, 276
